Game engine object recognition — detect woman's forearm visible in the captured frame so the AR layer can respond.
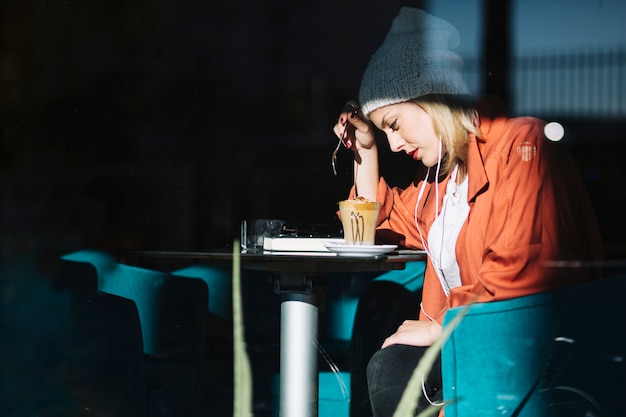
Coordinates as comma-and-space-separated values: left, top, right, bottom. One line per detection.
353, 144, 380, 201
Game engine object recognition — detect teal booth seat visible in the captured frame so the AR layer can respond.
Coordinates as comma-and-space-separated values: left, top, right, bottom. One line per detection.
441, 274, 626, 417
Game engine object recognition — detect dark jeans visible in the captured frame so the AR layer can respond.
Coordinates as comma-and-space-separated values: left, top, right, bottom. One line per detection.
367, 344, 442, 417
349, 281, 424, 417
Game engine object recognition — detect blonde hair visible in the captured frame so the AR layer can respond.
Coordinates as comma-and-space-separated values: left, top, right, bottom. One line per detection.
413, 94, 480, 180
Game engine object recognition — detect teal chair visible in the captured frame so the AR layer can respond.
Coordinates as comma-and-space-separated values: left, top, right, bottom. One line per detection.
62, 250, 209, 417
441, 274, 626, 417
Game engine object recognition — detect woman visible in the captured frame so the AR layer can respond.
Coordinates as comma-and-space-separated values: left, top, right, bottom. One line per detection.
333, 7, 604, 417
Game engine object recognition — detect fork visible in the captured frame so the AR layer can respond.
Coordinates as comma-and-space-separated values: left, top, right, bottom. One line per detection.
331, 101, 359, 176
331, 126, 346, 176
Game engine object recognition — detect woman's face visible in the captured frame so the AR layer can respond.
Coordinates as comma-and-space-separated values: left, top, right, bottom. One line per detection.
369, 101, 443, 167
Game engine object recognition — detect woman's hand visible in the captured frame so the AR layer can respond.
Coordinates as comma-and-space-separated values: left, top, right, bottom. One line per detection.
332, 101, 376, 153
332, 101, 380, 200
381, 320, 442, 348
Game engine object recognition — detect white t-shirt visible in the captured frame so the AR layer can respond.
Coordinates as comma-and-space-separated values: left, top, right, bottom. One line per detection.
427, 165, 469, 296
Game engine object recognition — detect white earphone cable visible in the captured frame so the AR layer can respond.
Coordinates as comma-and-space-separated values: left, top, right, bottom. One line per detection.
414, 138, 443, 274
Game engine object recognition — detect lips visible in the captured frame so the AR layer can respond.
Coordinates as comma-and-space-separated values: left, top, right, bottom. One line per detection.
407, 149, 419, 160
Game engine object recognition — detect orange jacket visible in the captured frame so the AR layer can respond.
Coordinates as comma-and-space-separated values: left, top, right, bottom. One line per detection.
366, 117, 604, 323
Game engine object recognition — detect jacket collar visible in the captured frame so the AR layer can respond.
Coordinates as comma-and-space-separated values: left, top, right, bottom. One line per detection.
467, 118, 490, 202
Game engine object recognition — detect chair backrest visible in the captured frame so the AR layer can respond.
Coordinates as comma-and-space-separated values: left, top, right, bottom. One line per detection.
70, 291, 146, 417
52, 258, 98, 293
441, 275, 626, 417
62, 250, 209, 358
171, 265, 232, 319
102, 263, 209, 358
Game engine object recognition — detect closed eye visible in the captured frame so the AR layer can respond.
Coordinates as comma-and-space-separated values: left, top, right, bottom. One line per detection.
389, 119, 398, 132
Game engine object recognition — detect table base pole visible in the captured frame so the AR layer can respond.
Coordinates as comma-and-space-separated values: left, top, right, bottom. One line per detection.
280, 296, 319, 417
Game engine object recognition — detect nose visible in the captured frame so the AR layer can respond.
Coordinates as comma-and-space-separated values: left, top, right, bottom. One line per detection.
386, 133, 404, 152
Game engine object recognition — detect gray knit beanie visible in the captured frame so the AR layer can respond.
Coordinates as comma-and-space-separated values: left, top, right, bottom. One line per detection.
359, 7, 470, 118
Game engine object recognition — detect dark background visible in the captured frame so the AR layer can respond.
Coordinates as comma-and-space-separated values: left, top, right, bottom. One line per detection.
2, 0, 625, 259
1, 0, 421, 258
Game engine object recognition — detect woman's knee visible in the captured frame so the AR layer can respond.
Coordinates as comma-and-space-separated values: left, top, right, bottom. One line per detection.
367, 345, 425, 417
367, 345, 441, 417
367, 345, 423, 390
367, 345, 396, 386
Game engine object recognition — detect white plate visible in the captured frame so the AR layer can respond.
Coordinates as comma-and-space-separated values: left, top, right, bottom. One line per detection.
323, 242, 398, 257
